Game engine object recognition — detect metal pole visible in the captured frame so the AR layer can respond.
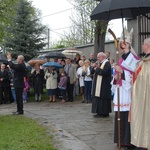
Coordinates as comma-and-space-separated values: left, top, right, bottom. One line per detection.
48, 28, 50, 49
116, 51, 121, 150
108, 28, 121, 150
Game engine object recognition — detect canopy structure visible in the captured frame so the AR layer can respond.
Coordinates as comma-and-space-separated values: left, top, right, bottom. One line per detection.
62, 49, 83, 58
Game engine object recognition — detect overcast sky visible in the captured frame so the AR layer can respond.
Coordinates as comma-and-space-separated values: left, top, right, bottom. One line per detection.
31, 0, 125, 42
32, 0, 73, 42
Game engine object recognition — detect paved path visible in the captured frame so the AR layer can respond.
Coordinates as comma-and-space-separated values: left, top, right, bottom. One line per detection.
0, 100, 120, 150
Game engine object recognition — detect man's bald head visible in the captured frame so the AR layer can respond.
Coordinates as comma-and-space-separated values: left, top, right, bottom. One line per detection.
97, 52, 106, 62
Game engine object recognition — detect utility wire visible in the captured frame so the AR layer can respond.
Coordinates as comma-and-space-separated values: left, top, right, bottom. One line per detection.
66, 0, 74, 6
39, 8, 73, 32
52, 26, 72, 31
40, 8, 73, 19
36, 5, 74, 39
50, 30, 66, 36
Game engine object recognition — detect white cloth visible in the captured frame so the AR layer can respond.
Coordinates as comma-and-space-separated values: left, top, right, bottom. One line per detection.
45, 70, 58, 89
76, 67, 84, 87
113, 70, 132, 111
95, 59, 108, 97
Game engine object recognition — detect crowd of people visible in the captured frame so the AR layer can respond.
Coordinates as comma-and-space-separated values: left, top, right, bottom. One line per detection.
0, 29, 150, 150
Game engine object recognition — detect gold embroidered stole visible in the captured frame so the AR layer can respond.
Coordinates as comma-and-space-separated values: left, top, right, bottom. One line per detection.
95, 59, 108, 97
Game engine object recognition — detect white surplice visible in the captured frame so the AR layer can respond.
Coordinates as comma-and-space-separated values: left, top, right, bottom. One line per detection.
113, 70, 132, 111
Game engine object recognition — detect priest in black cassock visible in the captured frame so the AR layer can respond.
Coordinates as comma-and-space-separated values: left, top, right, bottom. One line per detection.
91, 52, 112, 117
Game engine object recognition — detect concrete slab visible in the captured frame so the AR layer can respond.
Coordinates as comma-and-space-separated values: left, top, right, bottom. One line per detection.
0, 100, 119, 150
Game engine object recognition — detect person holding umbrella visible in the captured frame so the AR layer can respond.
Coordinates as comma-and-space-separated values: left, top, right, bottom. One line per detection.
45, 66, 58, 102
112, 29, 139, 149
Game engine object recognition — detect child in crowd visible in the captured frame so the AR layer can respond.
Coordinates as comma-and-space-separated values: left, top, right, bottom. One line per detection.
23, 77, 30, 103
58, 71, 67, 103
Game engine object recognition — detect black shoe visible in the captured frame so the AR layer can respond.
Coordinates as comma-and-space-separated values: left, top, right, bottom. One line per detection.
124, 145, 137, 150
134, 148, 147, 150
4, 101, 10, 104
102, 114, 109, 118
12, 111, 24, 115
93, 114, 102, 118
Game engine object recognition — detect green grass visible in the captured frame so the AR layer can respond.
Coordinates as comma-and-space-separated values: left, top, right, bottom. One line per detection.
27, 87, 82, 102
28, 87, 48, 102
0, 115, 57, 150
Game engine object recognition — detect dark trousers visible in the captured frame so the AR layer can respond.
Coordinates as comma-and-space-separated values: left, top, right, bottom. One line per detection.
15, 88, 24, 113
60, 89, 66, 100
84, 81, 92, 102
66, 83, 74, 101
0, 87, 9, 103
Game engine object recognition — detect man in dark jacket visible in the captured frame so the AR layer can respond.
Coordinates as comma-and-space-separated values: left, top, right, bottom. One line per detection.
89, 52, 97, 62
7, 53, 26, 115
0, 64, 10, 104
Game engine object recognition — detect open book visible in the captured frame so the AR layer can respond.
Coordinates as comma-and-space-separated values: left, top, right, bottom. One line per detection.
121, 53, 139, 72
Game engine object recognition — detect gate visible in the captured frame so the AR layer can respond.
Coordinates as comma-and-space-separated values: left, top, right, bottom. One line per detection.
138, 13, 150, 53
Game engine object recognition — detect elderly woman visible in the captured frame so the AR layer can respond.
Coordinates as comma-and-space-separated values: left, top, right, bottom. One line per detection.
45, 67, 58, 102
30, 63, 44, 102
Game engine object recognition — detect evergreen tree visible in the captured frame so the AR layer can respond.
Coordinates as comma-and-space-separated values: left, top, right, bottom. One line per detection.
4, 0, 46, 60
0, 0, 20, 44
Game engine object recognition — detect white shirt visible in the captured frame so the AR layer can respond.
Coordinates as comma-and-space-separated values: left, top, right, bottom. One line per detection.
84, 67, 92, 81
76, 67, 84, 87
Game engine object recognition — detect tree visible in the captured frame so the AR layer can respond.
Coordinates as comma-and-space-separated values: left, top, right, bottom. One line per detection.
93, 1, 108, 56
54, 0, 108, 56
69, 0, 108, 55
59, 0, 96, 47
0, 0, 20, 44
94, 20, 108, 56
3, 0, 47, 61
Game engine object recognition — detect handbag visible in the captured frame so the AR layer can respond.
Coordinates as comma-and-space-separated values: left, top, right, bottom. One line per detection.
82, 71, 86, 77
